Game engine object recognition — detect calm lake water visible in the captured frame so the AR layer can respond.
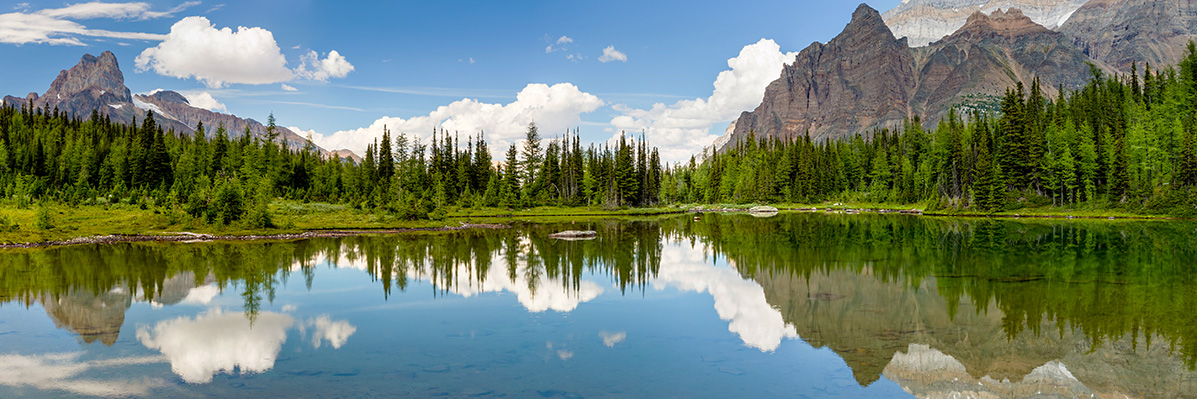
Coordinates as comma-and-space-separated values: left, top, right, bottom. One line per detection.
2, 213, 1196, 398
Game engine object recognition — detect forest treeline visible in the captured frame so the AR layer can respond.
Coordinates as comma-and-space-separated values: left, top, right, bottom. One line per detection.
6, 47, 1197, 224
0, 104, 663, 225
663, 46, 1197, 215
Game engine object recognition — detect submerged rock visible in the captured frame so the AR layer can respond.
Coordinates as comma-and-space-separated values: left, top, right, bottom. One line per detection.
548, 231, 597, 240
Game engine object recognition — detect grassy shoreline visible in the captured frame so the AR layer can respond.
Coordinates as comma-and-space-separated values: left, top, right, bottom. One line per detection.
0, 200, 1185, 246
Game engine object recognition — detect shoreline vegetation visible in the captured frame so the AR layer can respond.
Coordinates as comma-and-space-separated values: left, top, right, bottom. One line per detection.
5, 52, 1197, 248
0, 200, 1179, 249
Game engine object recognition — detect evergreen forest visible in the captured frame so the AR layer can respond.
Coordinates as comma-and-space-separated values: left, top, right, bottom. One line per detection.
6, 47, 1197, 228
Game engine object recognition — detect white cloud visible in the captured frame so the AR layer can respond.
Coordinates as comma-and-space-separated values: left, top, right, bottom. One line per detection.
598, 46, 627, 63
135, 16, 293, 88
0, 352, 167, 397
179, 91, 227, 112
307, 82, 604, 159
294, 50, 354, 82
39, 2, 154, 19
0, 1, 197, 45
281, 83, 298, 92
609, 39, 798, 163
546, 35, 573, 53
137, 308, 295, 383
599, 331, 626, 348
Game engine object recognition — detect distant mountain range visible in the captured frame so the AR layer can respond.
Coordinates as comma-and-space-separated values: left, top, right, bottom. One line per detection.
1, 51, 357, 160
883, 0, 1091, 47
723, 0, 1197, 150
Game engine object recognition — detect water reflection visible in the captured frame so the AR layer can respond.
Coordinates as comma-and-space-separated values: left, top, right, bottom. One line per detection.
0, 353, 167, 397
137, 308, 295, 383
2, 214, 1197, 397
651, 244, 797, 351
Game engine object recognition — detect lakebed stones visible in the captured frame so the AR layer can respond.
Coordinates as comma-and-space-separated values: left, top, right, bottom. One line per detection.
548, 231, 598, 240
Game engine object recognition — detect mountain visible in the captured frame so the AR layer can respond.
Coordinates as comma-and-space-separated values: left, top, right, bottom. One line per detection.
1059, 0, 1197, 72
882, 0, 1092, 47
728, 5, 1100, 145
2, 51, 344, 156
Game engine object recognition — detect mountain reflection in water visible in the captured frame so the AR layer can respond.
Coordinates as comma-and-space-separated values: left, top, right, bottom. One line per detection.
1, 214, 1195, 398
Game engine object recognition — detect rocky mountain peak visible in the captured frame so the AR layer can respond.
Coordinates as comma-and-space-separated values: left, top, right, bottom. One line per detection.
145, 90, 190, 105
843, 4, 899, 43
727, 2, 1099, 149
882, 0, 1090, 47
940, 7, 1054, 44
45, 50, 131, 103
4, 51, 329, 156
959, 8, 1049, 36
1060, 0, 1197, 72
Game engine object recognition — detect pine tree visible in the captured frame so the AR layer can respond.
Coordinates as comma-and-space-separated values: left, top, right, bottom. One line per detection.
378, 127, 393, 182
614, 134, 638, 206
501, 144, 520, 207
522, 122, 542, 194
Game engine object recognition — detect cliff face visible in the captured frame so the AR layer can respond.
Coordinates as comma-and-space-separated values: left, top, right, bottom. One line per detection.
731, 5, 916, 143
1059, 0, 1197, 72
3, 52, 317, 151
882, 0, 1091, 47
729, 5, 1099, 146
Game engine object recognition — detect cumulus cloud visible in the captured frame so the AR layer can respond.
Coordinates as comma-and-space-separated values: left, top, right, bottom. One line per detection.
179, 91, 227, 112
137, 308, 295, 383
294, 50, 354, 82
135, 16, 293, 88
0, 352, 167, 397
306, 83, 604, 159
651, 244, 798, 352
609, 39, 798, 163
598, 46, 627, 63
0, 1, 181, 45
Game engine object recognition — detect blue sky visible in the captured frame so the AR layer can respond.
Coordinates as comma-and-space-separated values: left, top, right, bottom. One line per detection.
0, 0, 903, 162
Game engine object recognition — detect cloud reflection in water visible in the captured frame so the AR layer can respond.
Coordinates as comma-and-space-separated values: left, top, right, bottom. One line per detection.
137, 308, 357, 383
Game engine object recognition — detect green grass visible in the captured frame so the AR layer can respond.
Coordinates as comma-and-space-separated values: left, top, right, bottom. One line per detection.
0, 200, 694, 244
0, 197, 1184, 245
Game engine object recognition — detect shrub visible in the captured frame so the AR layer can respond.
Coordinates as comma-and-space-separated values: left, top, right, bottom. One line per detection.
0, 213, 17, 232
33, 206, 53, 230
210, 182, 245, 225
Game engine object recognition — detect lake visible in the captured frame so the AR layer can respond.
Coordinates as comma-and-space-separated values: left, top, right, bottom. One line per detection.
2, 212, 1196, 398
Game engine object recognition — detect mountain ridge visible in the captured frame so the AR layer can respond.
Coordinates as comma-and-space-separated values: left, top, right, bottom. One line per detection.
2, 51, 358, 160
882, 0, 1092, 47
727, 4, 1101, 146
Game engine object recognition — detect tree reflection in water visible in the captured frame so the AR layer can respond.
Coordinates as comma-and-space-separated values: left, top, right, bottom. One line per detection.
3, 213, 1197, 397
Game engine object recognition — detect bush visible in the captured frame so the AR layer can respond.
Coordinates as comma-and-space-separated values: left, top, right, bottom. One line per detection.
210, 182, 245, 225
428, 206, 447, 221
0, 213, 18, 232
33, 206, 53, 230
